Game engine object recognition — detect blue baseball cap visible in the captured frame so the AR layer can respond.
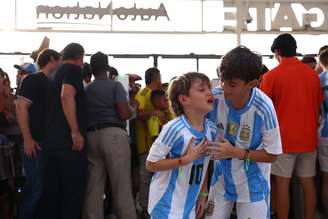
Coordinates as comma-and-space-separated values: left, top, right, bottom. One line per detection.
14, 62, 38, 74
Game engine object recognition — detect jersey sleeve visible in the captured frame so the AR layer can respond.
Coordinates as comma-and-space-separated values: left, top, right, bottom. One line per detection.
147, 122, 178, 162
262, 128, 282, 155
261, 100, 283, 155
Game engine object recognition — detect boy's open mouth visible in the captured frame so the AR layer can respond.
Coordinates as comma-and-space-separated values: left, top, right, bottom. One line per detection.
207, 96, 214, 104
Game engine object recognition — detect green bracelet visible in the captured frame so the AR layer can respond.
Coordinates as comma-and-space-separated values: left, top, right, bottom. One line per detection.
243, 149, 251, 172
245, 158, 251, 172
199, 192, 208, 197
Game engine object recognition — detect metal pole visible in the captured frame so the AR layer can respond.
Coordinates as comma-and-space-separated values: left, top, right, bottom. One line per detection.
201, 0, 204, 32
235, 0, 242, 46
110, 1, 113, 31
153, 55, 158, 67
15, 0, 17, 30
196, 58, 199, 72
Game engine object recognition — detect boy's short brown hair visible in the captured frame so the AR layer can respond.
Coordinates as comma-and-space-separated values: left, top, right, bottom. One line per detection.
319, 49, 328, 67
168, 72, 210, 116
220, 46, 262, 83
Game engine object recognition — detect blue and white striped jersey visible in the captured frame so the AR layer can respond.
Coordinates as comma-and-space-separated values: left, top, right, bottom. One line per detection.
207, 87, 282, 203
319, 70, 328, 144
147, 115, 217, 219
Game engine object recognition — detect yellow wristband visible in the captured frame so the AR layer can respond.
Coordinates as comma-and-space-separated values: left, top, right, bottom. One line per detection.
199, 192, 208, 197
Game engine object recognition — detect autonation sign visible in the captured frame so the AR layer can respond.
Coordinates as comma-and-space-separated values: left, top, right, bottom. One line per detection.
15, 0, 328, 32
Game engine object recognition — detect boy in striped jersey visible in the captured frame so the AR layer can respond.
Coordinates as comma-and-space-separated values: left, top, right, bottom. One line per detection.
146, 72, 217, 219
205, 46, 282, 219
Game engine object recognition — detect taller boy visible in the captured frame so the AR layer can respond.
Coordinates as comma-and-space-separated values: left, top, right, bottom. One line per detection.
206, 46, 282, 219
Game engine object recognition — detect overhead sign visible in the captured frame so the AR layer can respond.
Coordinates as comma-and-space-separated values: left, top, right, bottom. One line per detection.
28, 0, 203, 32
36, 2, 170, 21
7, 0, 328, 32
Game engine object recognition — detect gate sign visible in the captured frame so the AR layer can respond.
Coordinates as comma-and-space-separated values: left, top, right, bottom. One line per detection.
223, 0, 328, 32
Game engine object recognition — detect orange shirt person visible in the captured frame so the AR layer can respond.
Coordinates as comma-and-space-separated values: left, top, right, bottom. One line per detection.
261, 33, 322, 219
261, 44, 322, 153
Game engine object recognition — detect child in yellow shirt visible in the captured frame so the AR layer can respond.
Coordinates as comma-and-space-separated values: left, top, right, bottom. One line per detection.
148, 90, 174, 142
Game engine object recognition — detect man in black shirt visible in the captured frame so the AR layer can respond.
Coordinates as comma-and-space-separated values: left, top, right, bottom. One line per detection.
40, 43, 87, 219
16, 49, 61, 219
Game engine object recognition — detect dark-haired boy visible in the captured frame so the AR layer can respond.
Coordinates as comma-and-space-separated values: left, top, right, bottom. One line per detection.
16, 49, 61, 219
146, 72, 217, 219
205, 46, 282, 219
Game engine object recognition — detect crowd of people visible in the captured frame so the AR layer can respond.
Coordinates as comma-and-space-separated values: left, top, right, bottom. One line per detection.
0, 33, 327, 219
